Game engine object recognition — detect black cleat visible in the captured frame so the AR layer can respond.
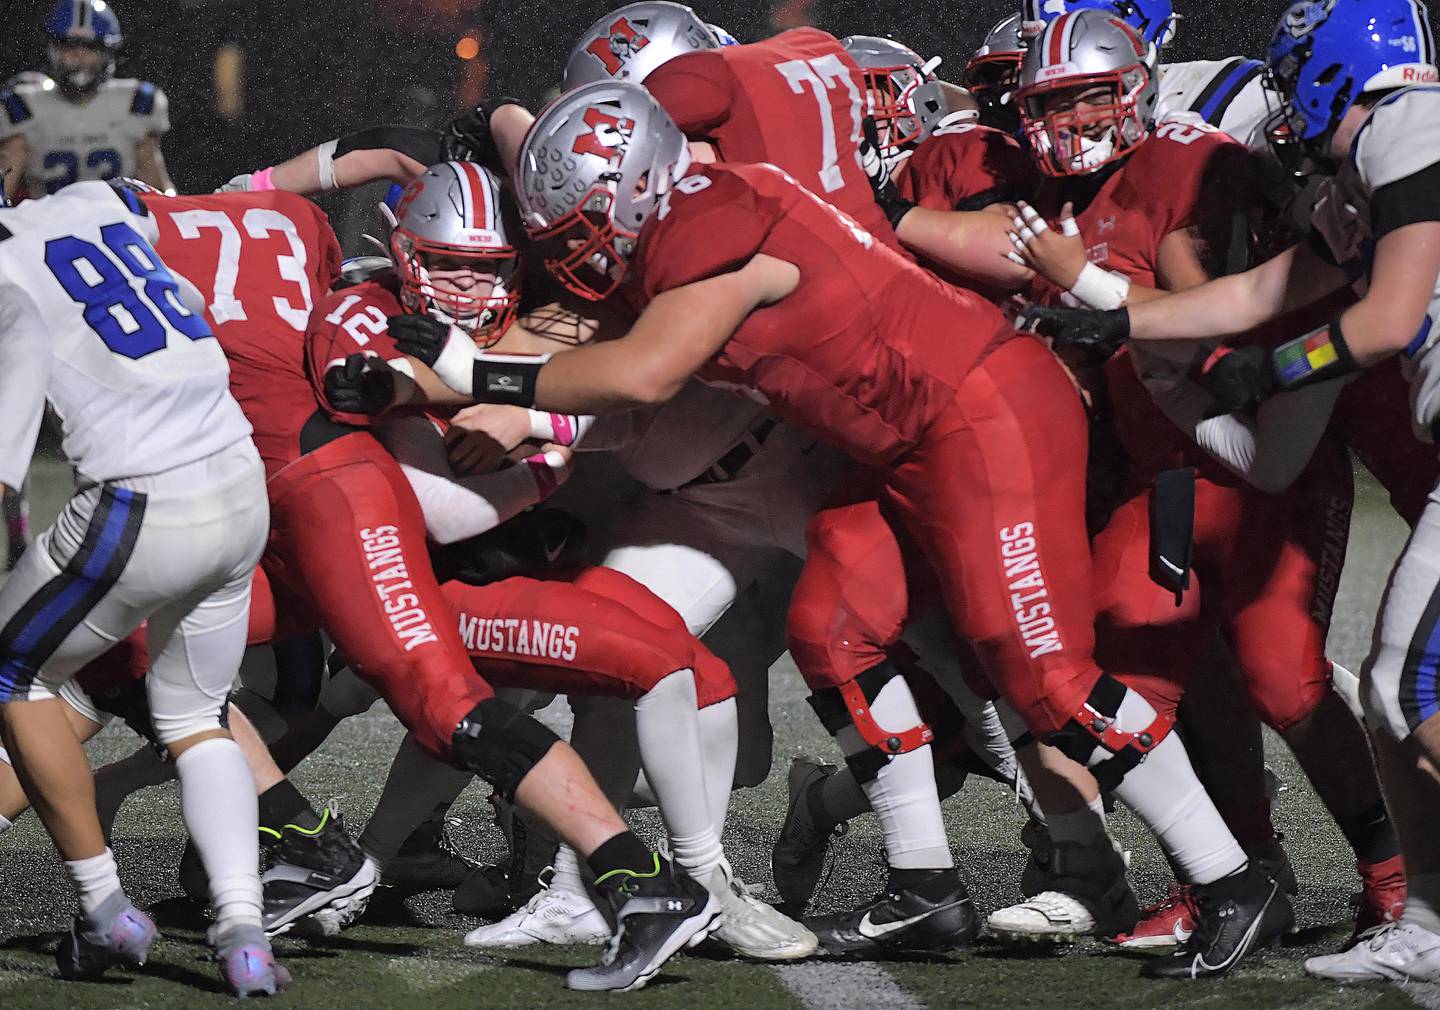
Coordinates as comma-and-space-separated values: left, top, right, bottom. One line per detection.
385, 813, 481, 892
771, 758, 848, 915
564, 854, 721, 993
1140, 864, 1295, 979
261, 806, 378, 937
807, 875, 980, 957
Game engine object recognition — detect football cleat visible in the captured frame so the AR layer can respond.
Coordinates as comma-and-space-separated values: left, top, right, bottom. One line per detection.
992, 834, 1138, 944
1140, 864, 1294, 979
451, 864, 512, 918
214, 922, 291, 998
705, 862, 818, 961
565, 854, 721, 993
464, 870, 610, 948
1110, 882, 1198, 949
807, 875, 980, 957
1306, 921, 1440, 982
771, 758, 848, 914
384, 812, 481, 892
1349, 854, 1406, 948
261, 806, 378, 936
55, 890, 157, 980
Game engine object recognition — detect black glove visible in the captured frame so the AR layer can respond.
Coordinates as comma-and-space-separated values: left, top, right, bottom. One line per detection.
388, 313, 450, 367
442, 96, 525, 173
323, 354, 396, 415
860, 116, 914, 230
431, 508, 587, 586
1016, 304, 1131, 361
1202, 345, 1278, 414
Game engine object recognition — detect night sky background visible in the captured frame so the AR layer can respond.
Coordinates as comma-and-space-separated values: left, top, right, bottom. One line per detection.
2, 0, 1436, 243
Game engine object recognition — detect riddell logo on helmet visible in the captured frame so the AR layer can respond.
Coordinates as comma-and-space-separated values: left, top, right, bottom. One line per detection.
1037, 62, 1082, 81
454, 227, 504, 248
1402, 66, 1439, 81
585, 17, 651, 75
572, 107, 636, 163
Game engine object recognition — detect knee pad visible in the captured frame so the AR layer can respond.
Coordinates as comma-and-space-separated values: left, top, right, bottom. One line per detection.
149, 693, 229, 749
450, 697, 560, 799
808, 660, 934, 784
1048, 674, 1173, 792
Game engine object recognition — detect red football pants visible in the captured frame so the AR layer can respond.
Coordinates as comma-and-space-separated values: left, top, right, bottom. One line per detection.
788, 336, 1102, 738
265, 434, 492, 759
1092, 437, 1352, 730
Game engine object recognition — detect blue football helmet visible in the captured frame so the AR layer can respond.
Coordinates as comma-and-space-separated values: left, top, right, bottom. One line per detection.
45, 0, 124, 98
1021, 0, 1178, 52
1267, 0, 1437, 164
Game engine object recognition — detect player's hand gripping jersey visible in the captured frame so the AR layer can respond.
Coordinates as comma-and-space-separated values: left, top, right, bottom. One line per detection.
0, 181, 250, 483
643, 28, 901, 247
142, 190, 345, 476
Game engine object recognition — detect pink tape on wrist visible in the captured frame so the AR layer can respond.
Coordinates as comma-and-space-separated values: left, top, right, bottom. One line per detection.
251, 166, 277, 192
525, 454, 560, 498
549, 413, 576, 445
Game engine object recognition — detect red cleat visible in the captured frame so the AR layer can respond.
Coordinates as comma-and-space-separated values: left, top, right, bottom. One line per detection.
1109, 882, 1198, 949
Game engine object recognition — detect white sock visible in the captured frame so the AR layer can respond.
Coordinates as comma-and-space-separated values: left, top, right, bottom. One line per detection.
549, 843, 589, 899
635, 669, 723, 878
175, 737, 263, 928
64, 848, 123, 920
1102, 688, 1246, 885
1045, 793, 1107, 847
0, 813, 11, 834
698, 698, 739, 835
845, 676, 953, 870
358, 732, 472, 868
1405, 873, 1440, 935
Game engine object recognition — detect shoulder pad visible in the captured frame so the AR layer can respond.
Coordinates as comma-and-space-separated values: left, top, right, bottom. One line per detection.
0, 90, 33, 127
1352, 86, 1440, 192
130, 81, 159, 117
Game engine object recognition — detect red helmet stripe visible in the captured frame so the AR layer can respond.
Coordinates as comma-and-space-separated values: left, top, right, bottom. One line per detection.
1047, 13, 1072, 67
462, 161, 496, 232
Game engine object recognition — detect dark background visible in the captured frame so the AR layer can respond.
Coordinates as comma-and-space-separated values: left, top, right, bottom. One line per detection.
3, 0, 1435, 243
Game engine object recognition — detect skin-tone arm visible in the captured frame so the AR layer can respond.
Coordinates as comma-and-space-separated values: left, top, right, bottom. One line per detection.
530, 254, 800, 414
134, 135, 174, 194
0, 135, 26, 202
1329, 222, 1440, 366
264, 144, 427, 195
895, 204, 1034, 290
490, 104, 535, 179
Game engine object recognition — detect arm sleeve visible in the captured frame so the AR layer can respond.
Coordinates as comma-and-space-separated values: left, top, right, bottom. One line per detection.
376, 416, 545, 545
644, 52, 735, 137
144, 84, 171, 136
332, 124, 446, 165
0, 289, 51, 488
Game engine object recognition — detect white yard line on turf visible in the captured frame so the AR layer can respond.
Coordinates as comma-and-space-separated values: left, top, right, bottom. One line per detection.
1401, 981, 1440, 1010
771, 963, 927, 1010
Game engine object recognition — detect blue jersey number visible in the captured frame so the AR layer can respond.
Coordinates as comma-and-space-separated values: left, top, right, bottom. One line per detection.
43, 149, 124, 193
45, 222, 212, 359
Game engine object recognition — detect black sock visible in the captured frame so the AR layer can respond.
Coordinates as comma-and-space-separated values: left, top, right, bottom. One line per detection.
258, 779, 322, 835
1336, 800, 1400, 864
805, 774, 838, 833
587, 831, 657, 886
887, 866, 959, 899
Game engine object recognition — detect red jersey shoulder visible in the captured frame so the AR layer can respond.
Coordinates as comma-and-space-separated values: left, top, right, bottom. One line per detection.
1110, 119, 1259, 238
632, 165, 780, 300
645, 49, 733, 135
897, 123, 1037, 210
745, 26, 849, 62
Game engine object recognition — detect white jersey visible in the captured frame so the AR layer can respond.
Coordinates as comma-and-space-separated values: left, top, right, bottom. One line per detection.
1158, 58, 1272, 152
0, 76, 169, 197
1310, 86, 1440, 441
0, 181, 252, 483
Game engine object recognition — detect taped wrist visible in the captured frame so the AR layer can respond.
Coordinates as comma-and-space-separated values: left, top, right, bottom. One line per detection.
471, 353, 550, 407
315, 139, 339, 192
1068, 263, 1131, 310
450, 697, 560, 799
1272, 317, 1358, 390
808, 660, 935, 784
1048, 675, 1172, 793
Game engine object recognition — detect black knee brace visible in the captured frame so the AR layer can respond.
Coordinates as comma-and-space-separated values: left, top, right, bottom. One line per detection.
1048, 675, 1172, 792
450, 698, 560, 800
808, 660, 935, 784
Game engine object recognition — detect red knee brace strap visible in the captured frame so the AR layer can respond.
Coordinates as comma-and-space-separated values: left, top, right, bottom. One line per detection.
837, 678, 935, 755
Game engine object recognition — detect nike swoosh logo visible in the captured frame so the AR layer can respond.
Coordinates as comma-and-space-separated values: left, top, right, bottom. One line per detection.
856, 899, 964, 940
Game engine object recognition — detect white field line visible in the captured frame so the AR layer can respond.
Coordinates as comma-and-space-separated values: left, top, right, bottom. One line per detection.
771, 962, 927, 1010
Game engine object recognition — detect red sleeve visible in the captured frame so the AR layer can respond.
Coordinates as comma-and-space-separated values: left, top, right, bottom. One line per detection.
306, 284, 406, 425
634, 169, 775, 299
896, 125, 1038, 210
645, 50, 735, 137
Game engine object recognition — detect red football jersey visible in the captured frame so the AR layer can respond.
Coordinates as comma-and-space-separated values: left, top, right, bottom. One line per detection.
644, 28, 898, 248
628, 162, 1013, 466
896, 122, 1038, 211
306, 279, 410, 428
145, 191, 344, 476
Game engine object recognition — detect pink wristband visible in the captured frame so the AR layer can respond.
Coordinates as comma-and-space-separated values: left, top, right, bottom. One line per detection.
251, 166, 277, 192
524, 453, 561, 498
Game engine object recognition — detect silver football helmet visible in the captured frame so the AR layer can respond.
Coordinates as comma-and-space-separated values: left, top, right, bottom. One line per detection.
563, 1, 718, 90
1016, 10, 1158, 177
389, 161, 522, 345
841, 35, 941, 153
965, 14, 1026, 117
516, 80, 689, 301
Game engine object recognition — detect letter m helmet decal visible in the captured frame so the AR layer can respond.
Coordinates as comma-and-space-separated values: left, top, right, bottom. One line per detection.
571, 107, 636, 163
584, 17, 651, 75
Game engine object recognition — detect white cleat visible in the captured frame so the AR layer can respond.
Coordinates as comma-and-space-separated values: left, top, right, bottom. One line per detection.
988, 891, 1098, 944
1306, 922, 1440, 982
706, 863, 818, 961
464, 874, 610, 949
